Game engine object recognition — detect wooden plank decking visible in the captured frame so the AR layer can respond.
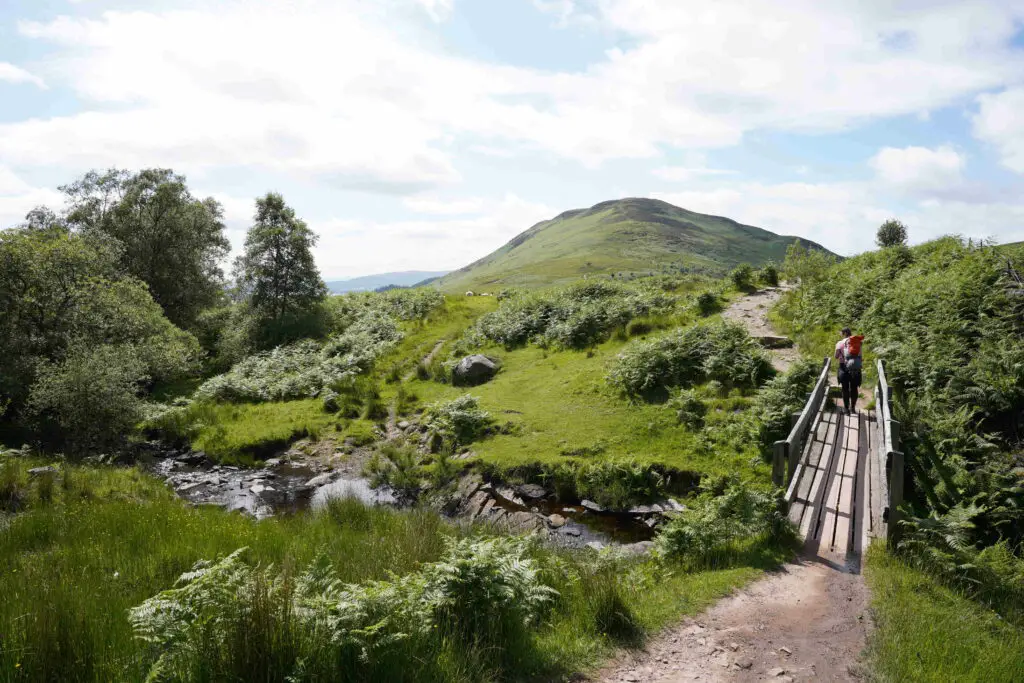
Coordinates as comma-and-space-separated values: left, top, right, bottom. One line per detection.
787, 404, 883, 571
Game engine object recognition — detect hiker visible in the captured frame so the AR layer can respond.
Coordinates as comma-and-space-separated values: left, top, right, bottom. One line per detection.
835, 327, 864, 414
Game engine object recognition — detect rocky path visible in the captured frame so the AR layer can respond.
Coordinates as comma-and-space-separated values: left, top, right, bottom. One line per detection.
589, 288, 874, 683
593, 559, 870, 682
722, 288, 799, 373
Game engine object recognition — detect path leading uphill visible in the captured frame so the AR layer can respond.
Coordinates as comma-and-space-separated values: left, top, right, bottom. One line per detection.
591, 288, 873, 683
594, 560, 870, 682
722, 287, 800, 373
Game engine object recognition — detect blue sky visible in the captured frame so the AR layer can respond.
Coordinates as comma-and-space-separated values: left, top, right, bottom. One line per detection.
2, 0, 1024, 278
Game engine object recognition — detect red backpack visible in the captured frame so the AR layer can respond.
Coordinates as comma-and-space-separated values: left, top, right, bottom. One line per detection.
846, 335, 864, 357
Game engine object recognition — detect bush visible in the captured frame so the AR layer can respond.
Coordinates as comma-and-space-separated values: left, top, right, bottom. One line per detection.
607, 322, 773, 398
758, 262, 779, 286
695, 291, 721, 316
366, 441, 425, 501
748, 358, 821, 450
655, 483, 792, 564
27, 345, 148, 455
730, 264, 754, 291
196, 313, 402, 403
474, 281, 678, 350
423, 395, 493, 450
128, 537, 557, 681
668, 388, 707, 429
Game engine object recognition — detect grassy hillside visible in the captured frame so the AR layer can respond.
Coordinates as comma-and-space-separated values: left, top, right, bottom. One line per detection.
436, 198, 831, 292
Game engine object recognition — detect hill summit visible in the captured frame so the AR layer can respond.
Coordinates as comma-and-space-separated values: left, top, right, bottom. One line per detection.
436, 198, 832, 291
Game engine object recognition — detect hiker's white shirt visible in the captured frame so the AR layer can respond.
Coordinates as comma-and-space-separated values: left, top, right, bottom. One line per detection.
835, 338, 849, 361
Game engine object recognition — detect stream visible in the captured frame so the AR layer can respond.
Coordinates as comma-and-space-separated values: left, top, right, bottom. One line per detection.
143, 445, 665, 550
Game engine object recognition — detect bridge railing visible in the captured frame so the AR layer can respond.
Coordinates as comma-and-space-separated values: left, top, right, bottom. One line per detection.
773, 356, 831, 489
873, 359, 904, 546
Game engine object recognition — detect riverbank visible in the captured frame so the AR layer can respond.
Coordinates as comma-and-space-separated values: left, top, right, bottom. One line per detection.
0, 454, 787, 682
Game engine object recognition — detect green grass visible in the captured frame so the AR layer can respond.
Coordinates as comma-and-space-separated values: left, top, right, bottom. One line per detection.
865, 543, 1024, 683
0, 457, 782, 682
176, 399, 342, 463
405, 333, 767, 479
436, 198, 831, 292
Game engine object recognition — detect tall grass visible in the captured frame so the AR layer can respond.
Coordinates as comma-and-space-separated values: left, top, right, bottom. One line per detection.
865, 543, 1024, 683
0, 458, 789, 682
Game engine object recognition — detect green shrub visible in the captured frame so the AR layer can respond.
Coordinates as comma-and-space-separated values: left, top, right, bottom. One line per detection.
607, 322, 773, 398
366, 441, 424, 501
128, 537, 557, 681
748, 358, 821, 450
730, 264, 754, 291
695, 291, 721, 316
27, 345, 148, 455
474, 281, 678, 350
758, 262, 779, 286
423, 395, 493, 450
655, 483, 792, 564
196, 313, 402, 403
668, 388, 707, 429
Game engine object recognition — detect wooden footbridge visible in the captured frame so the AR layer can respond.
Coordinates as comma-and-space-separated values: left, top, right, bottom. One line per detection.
772, 359, 904, 570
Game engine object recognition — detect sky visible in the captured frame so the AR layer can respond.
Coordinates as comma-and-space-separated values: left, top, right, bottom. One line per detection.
2, 0, 1024, 279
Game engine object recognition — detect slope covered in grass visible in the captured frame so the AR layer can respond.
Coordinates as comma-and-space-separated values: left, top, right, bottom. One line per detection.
436, 198, 832, 292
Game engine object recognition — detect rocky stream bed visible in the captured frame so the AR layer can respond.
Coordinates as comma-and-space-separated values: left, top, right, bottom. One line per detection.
140, 440, 686, 554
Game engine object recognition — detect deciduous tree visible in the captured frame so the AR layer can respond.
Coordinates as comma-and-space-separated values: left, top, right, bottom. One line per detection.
61, 169, 229, 327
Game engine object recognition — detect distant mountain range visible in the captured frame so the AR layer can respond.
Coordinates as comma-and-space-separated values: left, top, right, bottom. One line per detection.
434, 197, 833, 292
325, 270, 449, 293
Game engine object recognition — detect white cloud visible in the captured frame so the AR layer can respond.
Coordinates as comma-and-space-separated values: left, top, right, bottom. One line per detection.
973, 88, 1024, 173
869, 145, 966, 193
652, 166, 736, 182
570, 1, 1024, 135
402, 195, 487, 214
8, 0, 1021, 183
0, 166, 64, 229
414, 0, 455, 22
314, 194, 556, 278
0, 62, 47, 88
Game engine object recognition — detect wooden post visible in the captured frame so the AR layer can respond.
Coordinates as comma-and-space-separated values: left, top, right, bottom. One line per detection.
772, 440, 787, 487
888, 450, 904, 547
788, 436, 801, 484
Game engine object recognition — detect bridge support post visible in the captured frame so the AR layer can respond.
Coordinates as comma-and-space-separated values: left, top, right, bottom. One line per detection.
888, 449, 904, 548
772, 440, 787, 488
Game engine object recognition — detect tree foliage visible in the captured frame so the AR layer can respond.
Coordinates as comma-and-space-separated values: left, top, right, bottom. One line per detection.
27, 345, 148, 454
62, 169, 229, 327
876, 218, 909, 248
0, 223, 200, 452
234, 193, 327, 347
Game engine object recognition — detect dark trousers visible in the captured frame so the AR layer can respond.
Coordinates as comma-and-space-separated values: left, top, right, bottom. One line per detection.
838, 366, 862, 411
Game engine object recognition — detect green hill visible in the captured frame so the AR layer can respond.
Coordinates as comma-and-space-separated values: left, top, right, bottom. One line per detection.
436, 198, 832, 292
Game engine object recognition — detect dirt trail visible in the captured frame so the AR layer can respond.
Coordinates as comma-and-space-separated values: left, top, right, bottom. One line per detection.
590, 288, 873, 683
721, 288, 799, 373
593, 559, 870, 683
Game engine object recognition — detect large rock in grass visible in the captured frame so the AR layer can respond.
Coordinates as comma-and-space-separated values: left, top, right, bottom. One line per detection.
453, 355, 499, 386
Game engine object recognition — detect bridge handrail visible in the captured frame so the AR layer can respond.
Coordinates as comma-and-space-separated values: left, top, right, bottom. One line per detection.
875, 359, 904, 546
773, 356, 831, 491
